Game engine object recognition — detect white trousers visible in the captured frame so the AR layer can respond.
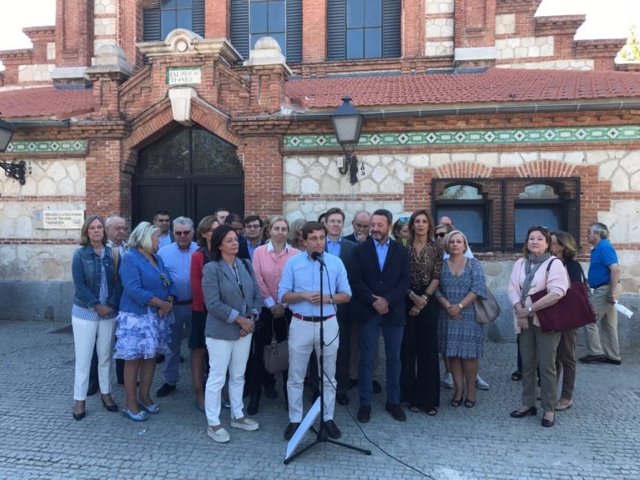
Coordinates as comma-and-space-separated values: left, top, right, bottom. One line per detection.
205, 334, 252, 426
287, 316, 339, 423
72, 316, 116, 400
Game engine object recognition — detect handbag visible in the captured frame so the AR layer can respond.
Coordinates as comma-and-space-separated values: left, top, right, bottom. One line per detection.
530, 259, 597, 333
474, 287, 501, 324
263, 313, 289, 374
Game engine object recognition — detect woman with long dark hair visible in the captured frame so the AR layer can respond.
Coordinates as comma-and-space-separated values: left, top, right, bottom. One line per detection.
400, 209, 442, 415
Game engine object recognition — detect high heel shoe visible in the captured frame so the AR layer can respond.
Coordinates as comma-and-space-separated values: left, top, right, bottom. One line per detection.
122, 406, 147, 422
510, 406, 537, 418
101, 395, 119, 412
464, 399, 476, 408
138, 401, 159, 414
450, 397, 463, 407
72, 401, 86, 421
541, 412, 555, 427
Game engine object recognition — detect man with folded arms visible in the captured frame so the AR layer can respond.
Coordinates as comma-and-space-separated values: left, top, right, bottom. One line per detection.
278, 221, 352, 441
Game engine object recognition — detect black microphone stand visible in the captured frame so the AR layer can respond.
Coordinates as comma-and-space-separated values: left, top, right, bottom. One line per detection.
284, 254, 371, 464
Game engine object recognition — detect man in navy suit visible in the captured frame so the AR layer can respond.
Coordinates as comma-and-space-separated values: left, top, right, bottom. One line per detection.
344, 210, 371, 244
323, 207, 357, 405
349, 209, 410, 423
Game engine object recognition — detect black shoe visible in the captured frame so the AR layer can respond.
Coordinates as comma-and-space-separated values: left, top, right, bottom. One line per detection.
511, 370, 522, 381
604, 357, 622, 365
541, 413, 555, 427
385, 402, 406, 422
101, 395, 119, 412
323, 420, 342, 439
247, 394, 260, 416
72, 411, 86, 421
579, 354, 605, 364
156, 383, 176, 398
156, 354, 165, 364
336, 392, 350, 405
263, 385, 278, 399
510, 407, 537, 418
284, 422, 300, 440
357, 405, 371, 423
87, 382, 99, 397
372, 380, 382, 394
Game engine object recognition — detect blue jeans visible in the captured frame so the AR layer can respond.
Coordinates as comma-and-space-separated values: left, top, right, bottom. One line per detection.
163, 305, 191, 385
358, 315, 404, 406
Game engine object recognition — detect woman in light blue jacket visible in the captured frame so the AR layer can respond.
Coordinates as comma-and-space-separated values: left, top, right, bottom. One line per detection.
71, 215, 121, 421
114, 221, 176, 422
202, 224, 262, 443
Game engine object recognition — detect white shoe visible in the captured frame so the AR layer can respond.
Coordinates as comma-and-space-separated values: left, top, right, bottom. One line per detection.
207, 425, 230, 443
475, 375, 490, 391
231, 416, 259, 431
441, 372, 454, 389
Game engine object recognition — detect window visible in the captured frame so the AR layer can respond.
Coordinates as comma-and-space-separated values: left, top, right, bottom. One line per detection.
433, 178, 580, 252
143, 0, 205, 41
231, 0, 302, 63
328, 0, 400, 60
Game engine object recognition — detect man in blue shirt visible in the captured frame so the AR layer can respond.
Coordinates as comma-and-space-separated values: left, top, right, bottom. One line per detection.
580, 222, 622, 365
278, 221, 352, 441
156, 216, 198, 397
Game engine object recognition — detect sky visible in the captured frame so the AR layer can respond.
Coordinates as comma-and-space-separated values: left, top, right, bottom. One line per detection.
0, 0, 638, 53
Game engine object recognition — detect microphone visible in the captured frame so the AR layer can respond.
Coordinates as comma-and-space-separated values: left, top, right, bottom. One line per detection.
311, 251, 326, 266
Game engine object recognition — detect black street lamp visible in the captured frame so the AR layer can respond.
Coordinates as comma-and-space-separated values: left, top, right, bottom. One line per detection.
0, 118, 27, 185
331, 96, 363, 185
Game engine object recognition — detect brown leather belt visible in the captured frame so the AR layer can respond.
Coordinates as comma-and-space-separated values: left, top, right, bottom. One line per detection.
293, 313, 335, 322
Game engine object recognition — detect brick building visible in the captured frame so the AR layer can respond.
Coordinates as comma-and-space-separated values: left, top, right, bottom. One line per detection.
0, 0, 639, 335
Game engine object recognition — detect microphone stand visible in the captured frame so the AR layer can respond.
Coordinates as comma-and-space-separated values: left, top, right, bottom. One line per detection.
284, 254, 371, 464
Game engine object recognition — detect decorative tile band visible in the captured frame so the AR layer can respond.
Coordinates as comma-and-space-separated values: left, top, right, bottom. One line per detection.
283, 125, 640, 149
5, 140, 89, 154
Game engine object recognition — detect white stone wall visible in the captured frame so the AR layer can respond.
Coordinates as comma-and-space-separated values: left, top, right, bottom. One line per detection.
426, 17, 454, 38
496, 36, 555, 59
94, 0, 117, 15
425, 0, 454, 14
497, 59, 594, 70
426, 41, 454, 57
425, 0, 454, 57
0, 156, 86, 281
18, 64, 55, 83
496, 14, 516, 35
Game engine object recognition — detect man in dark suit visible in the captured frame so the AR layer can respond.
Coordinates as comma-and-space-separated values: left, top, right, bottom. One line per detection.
323, 207, 357, 405
349, 209, 410, 423
344, 210, 372, 244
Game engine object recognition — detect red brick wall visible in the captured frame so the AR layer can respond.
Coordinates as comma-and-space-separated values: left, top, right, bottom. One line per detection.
55, 0, 94, 67
239, 135, 284, 218
302, 0, 326, 62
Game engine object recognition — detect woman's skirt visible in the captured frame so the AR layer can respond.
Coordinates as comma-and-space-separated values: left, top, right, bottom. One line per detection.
114, 310, 174, 360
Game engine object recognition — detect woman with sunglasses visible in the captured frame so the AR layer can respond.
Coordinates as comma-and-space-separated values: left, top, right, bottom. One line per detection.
550, 230, 582, 411
508, 226, 569, 427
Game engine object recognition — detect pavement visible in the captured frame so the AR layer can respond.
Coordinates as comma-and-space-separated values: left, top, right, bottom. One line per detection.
1, 319, 639, 480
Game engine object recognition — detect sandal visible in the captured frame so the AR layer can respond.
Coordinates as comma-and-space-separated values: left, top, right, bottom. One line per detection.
426, 408, 438, 416
464, 399, 476, 408
409, 405, 421, 413
511, 370, 522, 381
450, 397, 463, 407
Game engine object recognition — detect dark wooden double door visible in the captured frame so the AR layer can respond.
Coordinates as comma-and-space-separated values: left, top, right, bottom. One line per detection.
133, 125, 244, 226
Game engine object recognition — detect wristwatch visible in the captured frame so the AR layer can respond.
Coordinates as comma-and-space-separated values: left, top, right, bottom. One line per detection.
527, 305, 533, 316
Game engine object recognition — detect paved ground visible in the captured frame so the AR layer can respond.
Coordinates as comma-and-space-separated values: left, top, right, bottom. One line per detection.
1, 320, 638, 480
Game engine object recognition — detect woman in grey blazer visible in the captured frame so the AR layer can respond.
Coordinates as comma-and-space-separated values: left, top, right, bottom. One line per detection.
202, 224, 262, 443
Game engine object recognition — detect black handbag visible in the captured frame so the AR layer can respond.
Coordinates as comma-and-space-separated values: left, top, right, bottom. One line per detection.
263, 314, 288, 374
530, 260, 597, 333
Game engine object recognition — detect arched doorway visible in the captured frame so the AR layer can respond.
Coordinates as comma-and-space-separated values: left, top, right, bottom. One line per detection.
133, 125, 244, 225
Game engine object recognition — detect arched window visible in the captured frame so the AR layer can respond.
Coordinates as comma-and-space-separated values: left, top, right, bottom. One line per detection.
435, 184, 488, 246
514, 183, 563, 245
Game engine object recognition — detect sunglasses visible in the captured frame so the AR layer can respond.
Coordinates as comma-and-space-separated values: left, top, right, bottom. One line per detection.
175, 231, 193, 236
435, 232, 447, 238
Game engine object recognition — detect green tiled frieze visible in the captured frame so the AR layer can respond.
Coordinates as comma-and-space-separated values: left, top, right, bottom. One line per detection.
283, 126, 640, 149
5, 140, 89, 154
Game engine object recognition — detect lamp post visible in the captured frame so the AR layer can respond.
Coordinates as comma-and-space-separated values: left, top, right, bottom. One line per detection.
331, 96, 363, 185
0, 118, 27, 185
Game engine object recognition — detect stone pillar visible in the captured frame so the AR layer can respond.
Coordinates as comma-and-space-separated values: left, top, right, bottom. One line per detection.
85, 44, 132, 118
245, 37, 291, 114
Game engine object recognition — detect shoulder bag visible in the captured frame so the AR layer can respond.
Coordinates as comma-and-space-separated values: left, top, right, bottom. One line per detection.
530, 259, 597, 333
263, 313, 289, 374
474, 287, 501, 324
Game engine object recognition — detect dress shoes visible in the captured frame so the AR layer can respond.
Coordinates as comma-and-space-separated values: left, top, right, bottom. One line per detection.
357, 405, 371, 423
578, 354, 606, 364
101, 395, 119, 412
604, 357, 622, 365
336, 392, 350, 406
284, 422, 300, 441
385, 402, 406, 422
156, 383, 176, 398
247, 394, 260, 416
510, 407, 537, 418
72, 410, 86, 421
263, 385, 278, 399
323, 420, 342, 439
555, 399, 573, 411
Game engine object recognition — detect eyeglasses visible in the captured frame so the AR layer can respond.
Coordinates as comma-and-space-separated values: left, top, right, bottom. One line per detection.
175, 231, 192, 236
435, 232, 447, 238
245, 224, 261, 229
